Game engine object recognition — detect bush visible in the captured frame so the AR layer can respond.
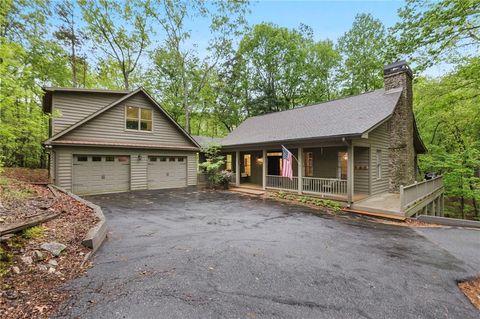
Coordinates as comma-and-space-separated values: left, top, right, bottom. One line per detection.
271, 191, 342, 213
198, 144, 228, 188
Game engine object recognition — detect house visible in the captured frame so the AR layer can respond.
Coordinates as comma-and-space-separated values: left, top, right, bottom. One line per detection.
215, 61, 444, 217
43, 87, 200, 195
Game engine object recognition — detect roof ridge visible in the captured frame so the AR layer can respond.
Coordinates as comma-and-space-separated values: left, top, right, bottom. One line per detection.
42, 87, 130, 94
243, 88, 385, 121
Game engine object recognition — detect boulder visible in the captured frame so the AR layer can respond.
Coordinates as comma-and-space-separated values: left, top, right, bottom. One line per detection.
33, 250, 44, 261
40, 242, 66, 256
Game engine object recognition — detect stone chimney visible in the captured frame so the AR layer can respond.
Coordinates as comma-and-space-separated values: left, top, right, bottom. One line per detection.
383, 61, 416, 192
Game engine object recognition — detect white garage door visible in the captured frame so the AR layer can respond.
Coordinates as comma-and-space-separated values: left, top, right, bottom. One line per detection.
148, 156, 187, 189
73, 155, 130, 195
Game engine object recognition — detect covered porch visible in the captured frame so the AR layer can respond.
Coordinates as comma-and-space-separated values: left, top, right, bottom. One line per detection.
222, 143, 370, 203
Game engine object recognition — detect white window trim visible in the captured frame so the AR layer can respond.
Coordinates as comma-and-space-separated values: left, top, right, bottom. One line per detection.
125, 105, 154, 132
376, 149, 382, 180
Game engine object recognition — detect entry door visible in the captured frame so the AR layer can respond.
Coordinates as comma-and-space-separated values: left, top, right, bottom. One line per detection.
147, 156, 187, 189
72, 155, 130, 195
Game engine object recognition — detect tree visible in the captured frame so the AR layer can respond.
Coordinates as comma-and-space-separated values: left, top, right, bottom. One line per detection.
147, 0, 248, 133
337, 13, 389, 95
79, 0, 150, 90
54, 0, 87, 87
393, 0, 480, 71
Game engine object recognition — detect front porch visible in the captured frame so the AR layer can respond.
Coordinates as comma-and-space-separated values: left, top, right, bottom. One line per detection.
223, 144, 370, 203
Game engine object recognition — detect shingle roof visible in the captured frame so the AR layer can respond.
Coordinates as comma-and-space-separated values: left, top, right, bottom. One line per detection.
221, 88, 402, 147
192, 135, 223, 147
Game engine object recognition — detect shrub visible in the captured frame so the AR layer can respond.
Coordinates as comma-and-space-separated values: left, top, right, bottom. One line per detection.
198, 144, 227, 188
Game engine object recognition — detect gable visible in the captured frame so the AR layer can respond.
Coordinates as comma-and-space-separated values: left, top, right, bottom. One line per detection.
54, 91, 198, 149
52, 91, 127, 134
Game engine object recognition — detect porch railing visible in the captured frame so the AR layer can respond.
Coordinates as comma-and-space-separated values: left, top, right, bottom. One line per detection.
400, 176, 444, 214
230, 172, 236, 184
303, 177, 347, 196
266, 175, 298, 190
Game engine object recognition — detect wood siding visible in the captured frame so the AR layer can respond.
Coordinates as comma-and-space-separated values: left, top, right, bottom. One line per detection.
57, 92, 195, 148
52, 92, 124, 135
354, 147, 370, 194
53, 146, 197, 192
354, 122, 390, 195
305, 146, 345, 178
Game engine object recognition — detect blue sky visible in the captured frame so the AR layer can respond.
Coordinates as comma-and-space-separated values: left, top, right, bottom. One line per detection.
246, 0, 403, 42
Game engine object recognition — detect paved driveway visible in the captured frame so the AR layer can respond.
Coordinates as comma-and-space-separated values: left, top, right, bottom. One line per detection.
58, 189, 479, 318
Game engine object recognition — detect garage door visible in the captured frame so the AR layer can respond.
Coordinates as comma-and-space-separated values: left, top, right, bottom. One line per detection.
148, 156, 187, 189
73, 155, 130, 195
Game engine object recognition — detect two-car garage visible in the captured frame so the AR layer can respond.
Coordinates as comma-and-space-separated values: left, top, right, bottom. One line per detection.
71, 154, 189, 195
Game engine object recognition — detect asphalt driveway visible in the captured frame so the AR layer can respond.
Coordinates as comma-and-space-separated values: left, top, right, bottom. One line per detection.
58, 188, 479, 318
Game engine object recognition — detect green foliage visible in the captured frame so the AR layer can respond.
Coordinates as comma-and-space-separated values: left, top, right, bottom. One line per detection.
198, 144, 226, 187
337, 13, 389, 95
22, 225, 44, 239
393, 0, 480, 71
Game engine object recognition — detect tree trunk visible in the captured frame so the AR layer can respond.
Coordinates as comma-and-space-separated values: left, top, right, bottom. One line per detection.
460, 196, 465, 219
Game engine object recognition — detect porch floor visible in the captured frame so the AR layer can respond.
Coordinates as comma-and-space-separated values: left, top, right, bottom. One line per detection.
352, 192, 403, 216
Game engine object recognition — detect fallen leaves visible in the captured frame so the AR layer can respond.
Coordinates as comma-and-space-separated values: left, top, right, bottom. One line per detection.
459, 276, 480, 310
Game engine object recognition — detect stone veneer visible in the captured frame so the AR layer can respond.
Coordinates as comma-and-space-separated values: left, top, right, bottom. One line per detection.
384, 64, 416, 192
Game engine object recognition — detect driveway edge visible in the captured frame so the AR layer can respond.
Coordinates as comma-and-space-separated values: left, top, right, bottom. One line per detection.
50, 185, 107, 257
416, 215, 480, 229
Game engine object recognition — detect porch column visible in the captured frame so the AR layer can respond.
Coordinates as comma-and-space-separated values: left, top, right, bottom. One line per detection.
262, 149, 267, 190
347, 143, 354, 204
235, 151, 240, 187
298, 147, 303, 195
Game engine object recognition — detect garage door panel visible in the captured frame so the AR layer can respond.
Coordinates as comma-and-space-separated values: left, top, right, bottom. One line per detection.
147, 156, 187, 189
73, 155, 130, 195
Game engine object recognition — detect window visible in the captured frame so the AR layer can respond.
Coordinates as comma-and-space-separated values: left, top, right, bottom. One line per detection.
177, 157, 184, 162
125, 106, 152, 131
243, 154, 251, 176
160, 157, 167, 162
77, 156, 88, 162
304, 152, 313, 177
149, 157, 157, 162
338, 152, 348, 180
169, 157, 176, 162
92, 156, 102, 162
105, 156, 114, 162
226, 154, 232, 171
376, 150, 382, 180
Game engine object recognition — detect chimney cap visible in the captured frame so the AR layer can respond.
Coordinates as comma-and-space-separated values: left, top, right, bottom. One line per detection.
384, 60, 413, 77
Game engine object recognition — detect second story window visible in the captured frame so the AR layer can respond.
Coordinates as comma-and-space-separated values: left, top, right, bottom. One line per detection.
126, 106, 152, 131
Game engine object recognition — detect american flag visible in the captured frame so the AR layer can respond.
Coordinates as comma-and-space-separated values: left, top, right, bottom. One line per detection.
281, 145, 293, 180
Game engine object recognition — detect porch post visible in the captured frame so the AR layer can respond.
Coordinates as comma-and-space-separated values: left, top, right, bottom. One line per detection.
347, 143, 354, 204
262, 149, 267, 190
298, 147, 303, 195
235, 151, 240, 187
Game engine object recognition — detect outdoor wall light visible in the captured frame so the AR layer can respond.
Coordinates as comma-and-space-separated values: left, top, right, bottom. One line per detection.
256, 157, 263, 165
138, 155, 142, 161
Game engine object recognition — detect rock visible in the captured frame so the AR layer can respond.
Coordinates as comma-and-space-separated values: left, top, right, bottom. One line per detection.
11, 266, 20, 274
21, 256, 33, 265
37, 264, 48, 272
48, 259, 58, 266
4, 290, 18, 300
48, 267, 56, 274
40, 242, 66, 256
33, 250, 44, 261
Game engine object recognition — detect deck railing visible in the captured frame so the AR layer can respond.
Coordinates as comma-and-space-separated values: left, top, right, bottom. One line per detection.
400, 176, 444, 213
266, 175, 298, 190
303, 177, 347, 196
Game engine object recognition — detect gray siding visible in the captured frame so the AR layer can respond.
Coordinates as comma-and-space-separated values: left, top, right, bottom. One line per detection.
354, 122, 390, 195
52, 92, 124, 135
354, 147, 370, 194
52, 146, 197, 192
58, 92, 195, 148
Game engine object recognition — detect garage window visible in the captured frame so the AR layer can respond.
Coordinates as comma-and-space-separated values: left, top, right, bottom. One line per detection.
117, 156, 129, 163
149, 157, 157, 162
92, 156, 102, 162
126, 106, 152, 131
77, 156, 88, 162
160, 157, 167, 162
177, 157, 184, 162
169, 157, 175, 162
105, 156, 114, 162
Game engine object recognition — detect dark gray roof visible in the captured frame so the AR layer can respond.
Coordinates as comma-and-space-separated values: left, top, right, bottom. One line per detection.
192, 135, 223, 147
221, 88, 402, 147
